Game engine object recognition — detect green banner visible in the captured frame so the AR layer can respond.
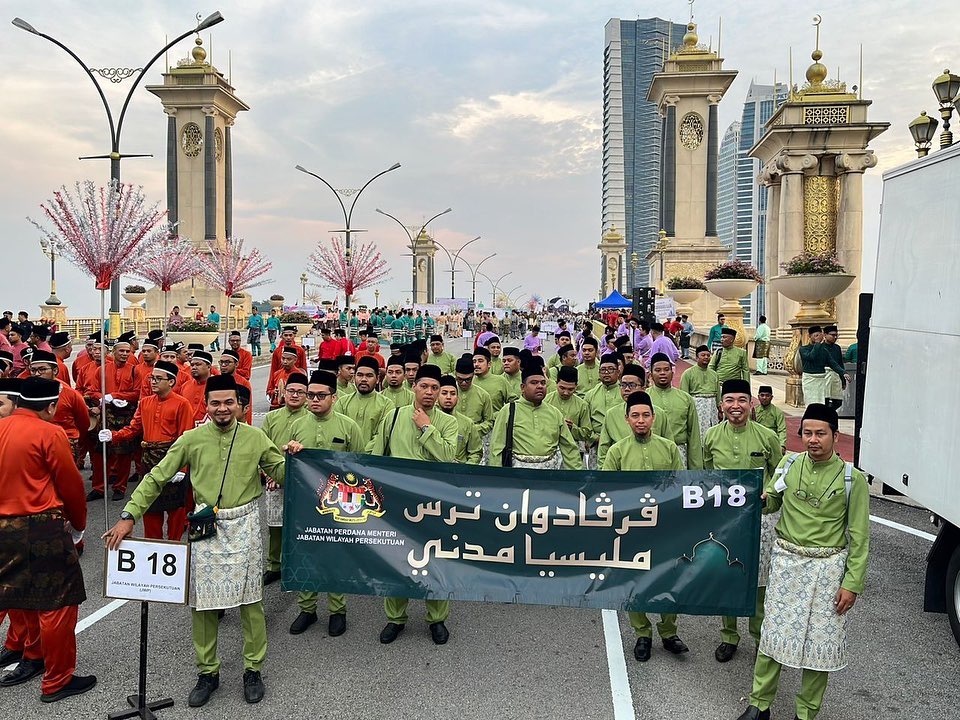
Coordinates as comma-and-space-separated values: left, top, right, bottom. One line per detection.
281, 451, 762, 616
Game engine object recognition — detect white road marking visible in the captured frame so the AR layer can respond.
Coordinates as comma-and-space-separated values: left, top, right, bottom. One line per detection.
76, 599, 128, 634
870, 514, 936, 542
601, 609, 636, 720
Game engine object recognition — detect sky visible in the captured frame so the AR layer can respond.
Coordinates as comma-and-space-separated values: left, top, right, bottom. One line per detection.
0, 0, 956, 316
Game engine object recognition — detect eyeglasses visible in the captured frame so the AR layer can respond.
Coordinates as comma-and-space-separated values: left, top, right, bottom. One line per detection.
285, 389, 307, 397
793, 488, 835, 508
599, 367, 617, 373
149, 375, 170, 383
620, 381, 641, 390
306, 392, 331, 400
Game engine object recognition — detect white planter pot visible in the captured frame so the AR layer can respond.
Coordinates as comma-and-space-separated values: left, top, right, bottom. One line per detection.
703, 278, 759, 302
768, 274, 856, 322
269, 299, 284, 309
122, 292, 146, 305
166, 331, 219, 347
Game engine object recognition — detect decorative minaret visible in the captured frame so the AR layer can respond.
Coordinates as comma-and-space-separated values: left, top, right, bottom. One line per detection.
597, 226, 626, 297
413, 229, 437, 304
646, 19, 737, 328
144, 36, 249, 315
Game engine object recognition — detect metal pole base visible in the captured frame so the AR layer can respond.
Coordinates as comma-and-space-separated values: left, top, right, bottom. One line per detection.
107, 695, 174, 720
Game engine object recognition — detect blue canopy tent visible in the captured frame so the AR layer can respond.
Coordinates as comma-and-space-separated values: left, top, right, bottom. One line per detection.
594, 289, 633, 309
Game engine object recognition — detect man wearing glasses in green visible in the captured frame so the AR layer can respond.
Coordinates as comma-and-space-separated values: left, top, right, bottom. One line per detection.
596, 364, 666, 468
737, 403, 869, 720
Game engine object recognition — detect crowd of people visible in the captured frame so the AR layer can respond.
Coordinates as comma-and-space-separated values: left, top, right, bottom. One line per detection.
0, 307, 868, 720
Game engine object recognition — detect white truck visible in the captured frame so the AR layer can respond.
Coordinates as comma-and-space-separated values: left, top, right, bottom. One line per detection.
858, 140, 960, 646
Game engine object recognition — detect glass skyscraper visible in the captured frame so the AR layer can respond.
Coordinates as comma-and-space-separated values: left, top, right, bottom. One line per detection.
603, 17, 687, 289
717, 81, 788, 322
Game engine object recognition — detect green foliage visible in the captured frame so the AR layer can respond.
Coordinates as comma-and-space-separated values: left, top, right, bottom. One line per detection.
666, 276, 706, 290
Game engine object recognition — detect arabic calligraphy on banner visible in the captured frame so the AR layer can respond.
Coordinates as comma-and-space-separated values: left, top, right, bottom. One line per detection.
281, 451, 763, 616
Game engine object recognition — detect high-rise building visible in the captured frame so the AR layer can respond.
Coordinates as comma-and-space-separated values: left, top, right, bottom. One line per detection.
716, 81, 787, 322
602, 17, 687, 292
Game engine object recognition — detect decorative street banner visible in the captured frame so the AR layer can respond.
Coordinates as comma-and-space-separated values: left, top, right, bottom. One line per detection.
281, 451, 762, 616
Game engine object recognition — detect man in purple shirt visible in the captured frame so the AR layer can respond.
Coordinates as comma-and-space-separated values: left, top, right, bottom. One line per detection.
635, 321, 653, 366
643, 322, 679, 369
523, 326, 543, 355
475, 322, 496, 351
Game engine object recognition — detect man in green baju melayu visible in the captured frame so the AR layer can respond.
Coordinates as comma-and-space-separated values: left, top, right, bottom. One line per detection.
544, 365, 593, 451
647, 353, 704, 469
585, 352, 623, 448
596, 364, 667, 468
367, 364, 459, 645
601, 391, 687, 662
424, 334, 456, 375
284, 370, 364, 638
709, 327, 750, 403
105, 374, 285, 708
736, 403, 869, 720
438, 374, 482, 464
454, 355, 494, 437
473, 347, 511, 412
260, 372, 310, 587
752, 385, 787, 451
703, 379, 782, 664
382, 355, 415, 408
334, 356, 393, 446
501, 347, 523, 400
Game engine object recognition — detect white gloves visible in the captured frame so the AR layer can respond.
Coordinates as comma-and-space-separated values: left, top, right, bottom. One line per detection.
112, 399, 128, 408
98, 429, 113, 443
170, 472, 186, 484
103, 394, 114, 404
64, 521, 84, 545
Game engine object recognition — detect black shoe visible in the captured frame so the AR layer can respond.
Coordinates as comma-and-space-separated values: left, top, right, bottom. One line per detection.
379, 622, 405, 644
40, 674, 97, 703
328, 613, 346, 637
715, 641, 738, 663
429, 621, 449, 645
662, 636, 689, 654
86, 490, 103, 501
128, 473, 140, 485
188, 672, 220, 707
633, 637, 652, 662
0, 658, 44, 686
735, 706, 770, 720
0, 647, 22, 666
262, 570, 281, 586
243, 670, 264, 704
289, 611, 317, 635
111, 488, 125, 501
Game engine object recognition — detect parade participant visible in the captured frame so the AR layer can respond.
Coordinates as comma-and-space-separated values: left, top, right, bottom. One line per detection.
752, 386, 787, 450
259, 373, 310, 587
703, 380, 783, 664
547, 331, 573, 372
265, 309, 281, 352
138, 330, 165, 361
176, 342, 192, 374
523, 325, 543, 355
707, 314, 726, 351
0, 377, 95, 702
134, 337, 162, 397
228, 331, 254, 380
0, 317, 12, 355
473, 347, 511, 412
181, 350, 215, 424
489, 363, 582, 470
797, 326, 847, 407
585, 352, 623, 443
0, 379, 26, 667
549, 343, 579, 384
334, 355, 357, 396
424, 334, 456, 374
29, 351, 89, 470
219, 350, 253, 424
284, 370, 363, 635
597, 364, 667, 468
71, 333, 97, 385
642, 323, 679, 369
679, 315, 694, 359
501, 346, 523, 400
753, 315, 771, 375
160, 344, 190, 390
368, 364, 458, 645
48, 331, 72, 383
335, 356, 393, 445
738, 403, 869, 720
0, 377, 21, 416
207, 306, 222, 352
354, 331, 385, 376
0, 350, 14, 378
412, 310, 423, 342
8, 324, 29, 376
335, 328, 356, 356
438, 375, 482, 464
647, 353, 703, 469
680, 345, 721, 441
454, 354, 495, 438
821, 325, 846, 410
474, 321, 496, 351
318, 327, 339, 361
709, 328, 751, 397
485, 336, 504, 375
634, 321, 653, 366
268, 347, 306, 410
28, 324, 52, 354
544, 365, 593, 453
403, 350, 421, 390
576, 337, 601, 395
600, 390, 686, 663
269, 327, 308, 378
382, 355, 415, 408
105, 374, 286, 707
99, 361, 194, 540
246, 307, 264, 357
614, 335, 635, 366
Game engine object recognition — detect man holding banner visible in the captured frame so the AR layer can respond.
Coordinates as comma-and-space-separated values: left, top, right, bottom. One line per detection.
601, 390, 688, 663
105, 374, 286, 708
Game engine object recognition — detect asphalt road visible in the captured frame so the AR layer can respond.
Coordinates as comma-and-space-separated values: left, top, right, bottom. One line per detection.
3, 336, 958, 719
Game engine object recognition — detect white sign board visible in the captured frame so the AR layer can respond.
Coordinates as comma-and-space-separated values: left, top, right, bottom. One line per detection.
655, 297, 677, 320
104, 538, 190, 605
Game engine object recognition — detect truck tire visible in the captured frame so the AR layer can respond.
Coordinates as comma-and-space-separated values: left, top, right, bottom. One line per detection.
947, 545, 960, 649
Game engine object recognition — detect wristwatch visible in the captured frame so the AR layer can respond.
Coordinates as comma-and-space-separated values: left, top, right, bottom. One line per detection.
119, 511, 134, 522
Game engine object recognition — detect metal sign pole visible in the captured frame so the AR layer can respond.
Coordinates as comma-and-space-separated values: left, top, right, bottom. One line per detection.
107, 601, 174, 720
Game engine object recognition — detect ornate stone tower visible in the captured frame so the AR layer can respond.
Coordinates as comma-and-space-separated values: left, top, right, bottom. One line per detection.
413, 229, 436, 304
646, 21, 736, 324
749, 36, 888, 340
144, 37, 249, 316
597, 226, 626, 297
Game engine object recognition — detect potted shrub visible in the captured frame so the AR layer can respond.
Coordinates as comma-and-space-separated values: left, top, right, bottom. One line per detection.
122, 284, 147, 304
279, 310, 314, 339
704, 259, 762, 301
665, 276, 706, 318
768, 252, 855, 322
269, 293, 285, 309
165, 316, 220, 347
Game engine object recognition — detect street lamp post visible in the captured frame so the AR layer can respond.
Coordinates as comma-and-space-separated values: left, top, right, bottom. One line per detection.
480, 271, 512, 308
463, 253, 497, 306
376, 207, 452, 303
294, 162, 401, 310
299, 272, 308, 305
654, 229, 669, 295
39, 239, 61, 306
374, 289, 380, 307
433, 236, 481, 299
13, 11, 226, 337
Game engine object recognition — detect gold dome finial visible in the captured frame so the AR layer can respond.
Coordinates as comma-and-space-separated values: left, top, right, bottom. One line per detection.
683, 22, 698, 48
191, 36, 207, 64
805, 15, 826, 85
